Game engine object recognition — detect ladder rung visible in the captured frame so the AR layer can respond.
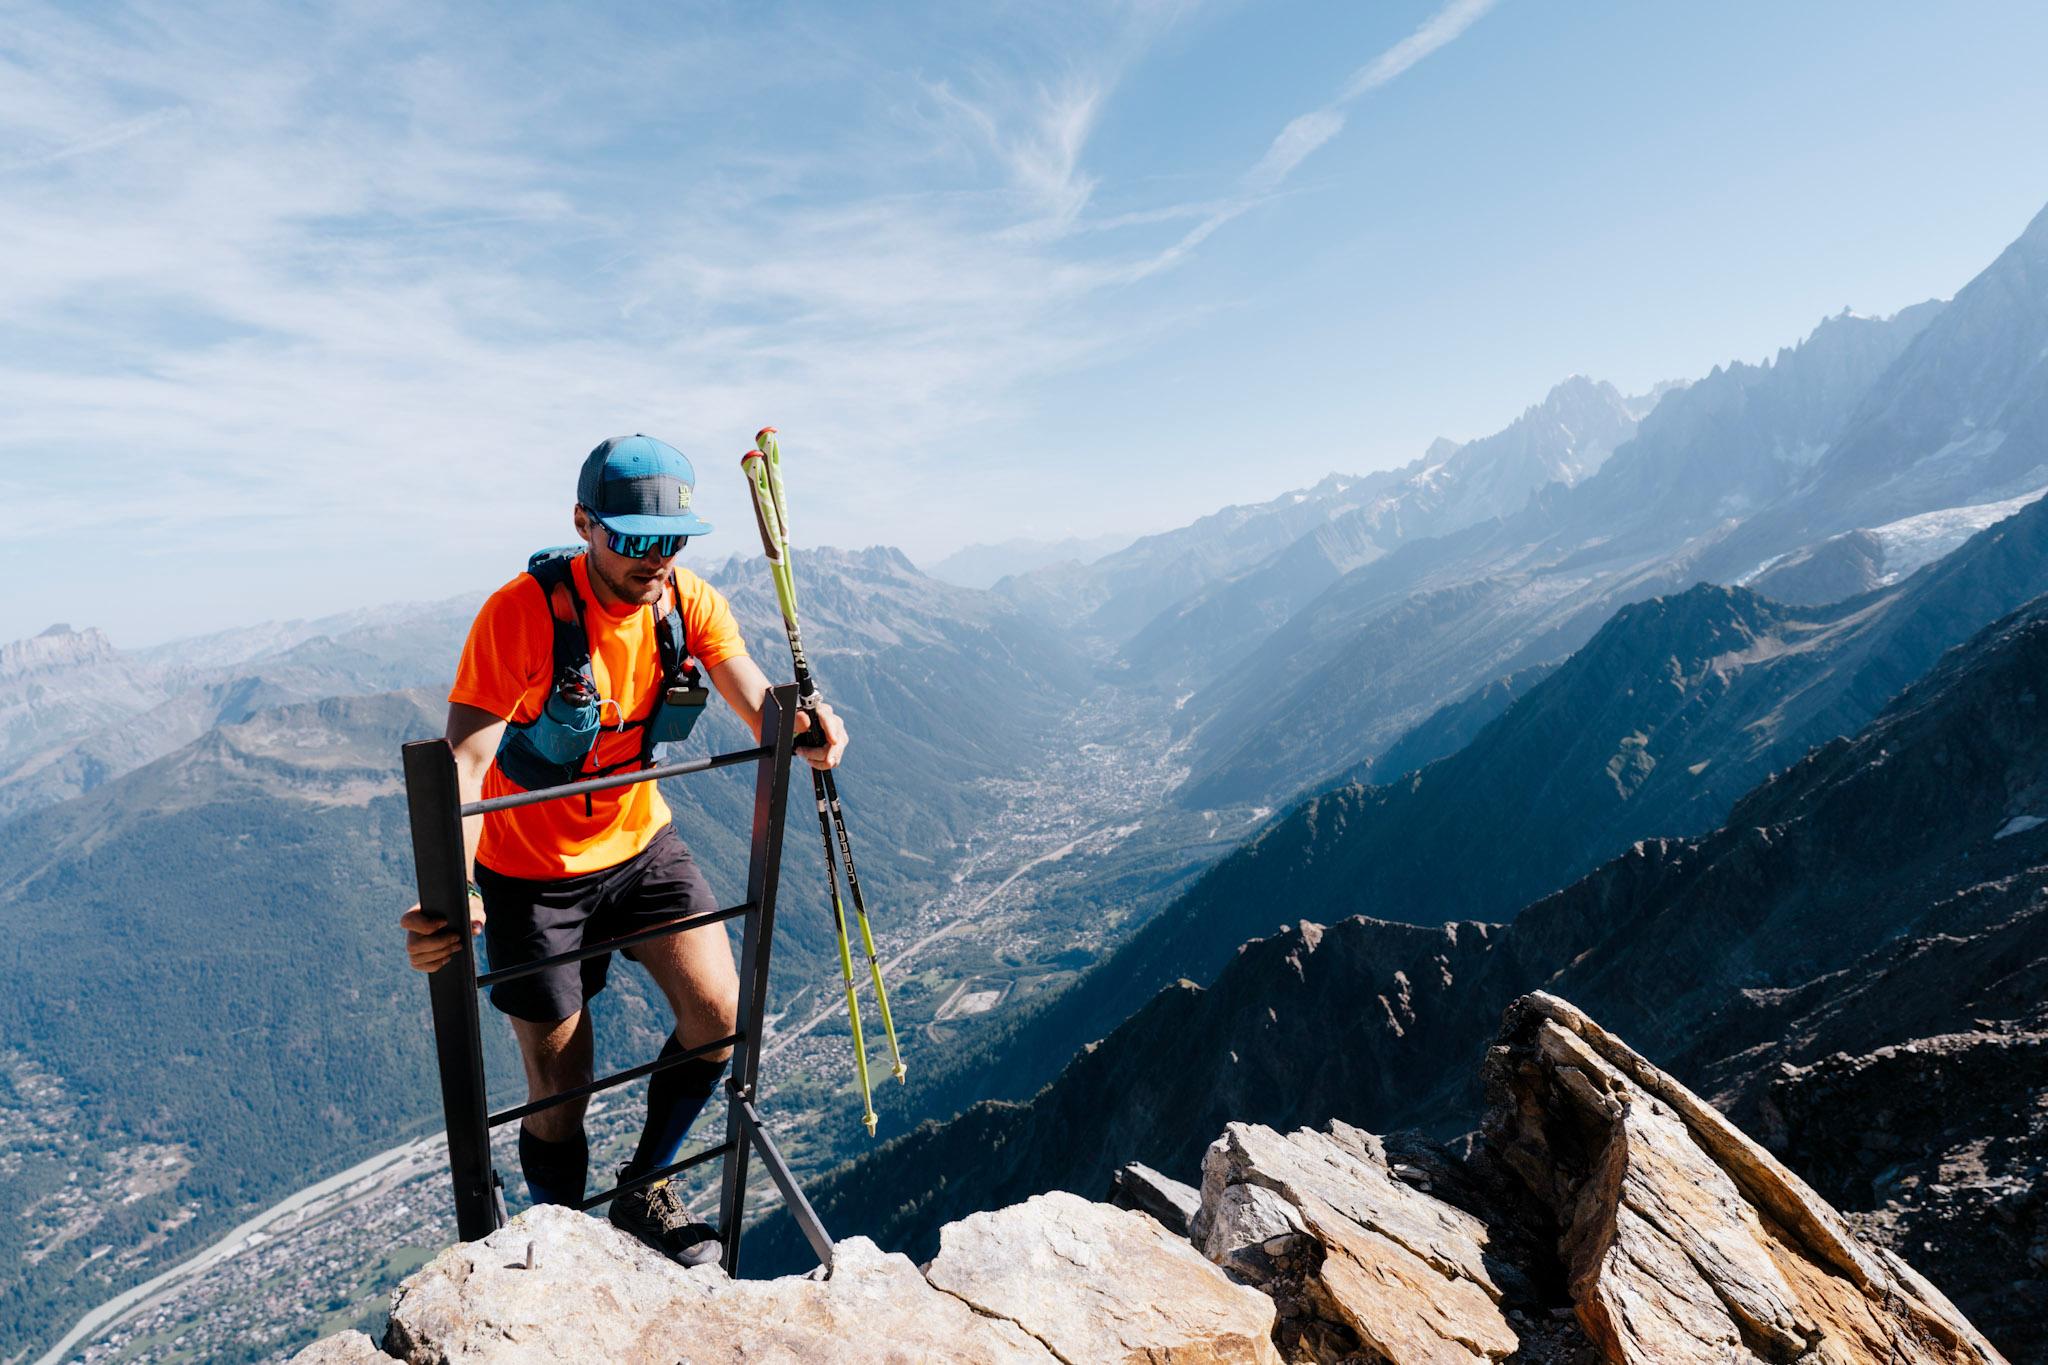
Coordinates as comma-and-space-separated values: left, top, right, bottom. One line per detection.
476, 901, 756, 987
487, 1032, 744, 1128
575, 1140, 737, 1212
462, 745, 771, 817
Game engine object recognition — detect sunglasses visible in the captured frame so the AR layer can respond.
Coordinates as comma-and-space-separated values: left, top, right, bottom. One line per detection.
593, 519, 688, 558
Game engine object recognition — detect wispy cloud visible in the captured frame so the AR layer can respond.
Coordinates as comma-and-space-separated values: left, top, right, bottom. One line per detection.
0, 0, 1496, 641
1244, 109, 1347, 195
1122, 0, 1499, 282
0, 105, 189, 172
1341, 0, 1498, 99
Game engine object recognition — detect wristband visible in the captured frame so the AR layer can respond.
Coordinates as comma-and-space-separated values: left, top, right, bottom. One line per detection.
467, 880, 483, 902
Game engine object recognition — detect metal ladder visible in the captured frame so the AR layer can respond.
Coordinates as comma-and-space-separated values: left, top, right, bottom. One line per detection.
400, 682, 832, 1275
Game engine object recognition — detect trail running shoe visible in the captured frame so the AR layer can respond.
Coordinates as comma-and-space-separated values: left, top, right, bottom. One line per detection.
609, 1173, 722, 1268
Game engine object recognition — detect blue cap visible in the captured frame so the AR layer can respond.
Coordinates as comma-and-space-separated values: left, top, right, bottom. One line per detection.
577, 434, 714, 537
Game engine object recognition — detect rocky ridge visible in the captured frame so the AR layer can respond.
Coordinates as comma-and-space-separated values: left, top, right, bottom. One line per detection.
294, 994, 2001, 1364
896, 498, 2048, 1168
746, 588, 2048, 1354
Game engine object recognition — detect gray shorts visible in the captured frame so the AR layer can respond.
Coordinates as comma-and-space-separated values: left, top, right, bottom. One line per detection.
475, 824, 717, 1023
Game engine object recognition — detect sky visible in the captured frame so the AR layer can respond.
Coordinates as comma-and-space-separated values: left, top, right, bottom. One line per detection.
3, 0, 2046, 646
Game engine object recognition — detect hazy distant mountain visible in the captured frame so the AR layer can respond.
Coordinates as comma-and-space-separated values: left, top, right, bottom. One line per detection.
993, 472, 1399, 642
1578, 304, 1948, 533
1743, 199, 2048, 546
1122, 375, 1644, 685
754, 592, 2048, 1352
1172, 293, 1952, 810
0, 596, 483, 820
0, 623, 163, 770
993, 374, 1671, 669
1624, 376, 1689, 419
923, 534, 1133, 589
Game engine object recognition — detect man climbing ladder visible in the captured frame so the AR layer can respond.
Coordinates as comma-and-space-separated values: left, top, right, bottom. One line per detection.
399, 433, 847, 1266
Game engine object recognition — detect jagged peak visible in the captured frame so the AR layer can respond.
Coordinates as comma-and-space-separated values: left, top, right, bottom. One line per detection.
0, 621, 119, 679
1542, 372, 1609, 400
1775, 302, 1928, 364
1509, 373, 1624, 425
1558, 582, 1785, 682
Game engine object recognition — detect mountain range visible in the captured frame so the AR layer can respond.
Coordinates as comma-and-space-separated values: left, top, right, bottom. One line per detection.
758, 581, 2048, 1357
16, 195, 2048, 1364
922, 534, 1132, 589
0, 596, 480, 821
874, 482, 2048, 1152
1118, 373, 1658, 686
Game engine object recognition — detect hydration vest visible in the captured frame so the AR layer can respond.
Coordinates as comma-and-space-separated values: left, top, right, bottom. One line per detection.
494, 547, 710, 794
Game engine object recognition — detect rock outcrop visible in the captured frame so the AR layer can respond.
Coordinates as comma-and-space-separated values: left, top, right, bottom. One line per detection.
925, 1193, 1280, 1363
1484, 995, 2003, 1365
296, 993, 2004, 1364
1195, 1121, 1528, 1363
1761, 1026, 2048, 1362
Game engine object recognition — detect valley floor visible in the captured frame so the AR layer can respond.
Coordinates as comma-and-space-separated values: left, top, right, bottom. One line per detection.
40, 682, 1259, 1363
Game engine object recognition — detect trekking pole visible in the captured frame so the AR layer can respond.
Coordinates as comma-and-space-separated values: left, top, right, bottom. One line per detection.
754, 428, 906, 1089
741, 440, 889, 1136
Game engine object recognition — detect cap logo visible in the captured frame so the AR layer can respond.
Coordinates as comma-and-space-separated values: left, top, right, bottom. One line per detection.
678, 484, 692, 510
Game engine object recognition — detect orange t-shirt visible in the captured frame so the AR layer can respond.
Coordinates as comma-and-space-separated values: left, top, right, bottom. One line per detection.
450, 555, 748, 879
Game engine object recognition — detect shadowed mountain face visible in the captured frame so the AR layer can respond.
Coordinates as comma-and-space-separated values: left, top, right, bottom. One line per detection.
752, 595, 2048, 1355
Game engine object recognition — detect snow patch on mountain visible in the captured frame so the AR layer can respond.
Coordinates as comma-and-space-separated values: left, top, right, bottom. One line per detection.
1869, 483, 2048, 583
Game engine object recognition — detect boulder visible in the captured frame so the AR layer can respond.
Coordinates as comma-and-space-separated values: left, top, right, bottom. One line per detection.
383, 1205, 1052, 1363
925, 1190, 1279, 1363
289, 1331, 388, 1363
1484, 992, 2008, 1364
1194, 1120, 1527, 1363
1109, 1159, 1204, 1237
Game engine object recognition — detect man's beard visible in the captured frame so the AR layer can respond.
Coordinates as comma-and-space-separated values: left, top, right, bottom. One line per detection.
591, 554, 667, 604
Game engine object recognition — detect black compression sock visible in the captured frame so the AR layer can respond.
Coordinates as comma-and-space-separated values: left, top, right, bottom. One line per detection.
518, 1124, 589, 1208
622, 1036, 726, 1181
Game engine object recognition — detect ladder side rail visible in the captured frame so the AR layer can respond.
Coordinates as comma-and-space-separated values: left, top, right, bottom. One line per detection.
403, 739, 501, 1242
720, 683, 802, 1275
